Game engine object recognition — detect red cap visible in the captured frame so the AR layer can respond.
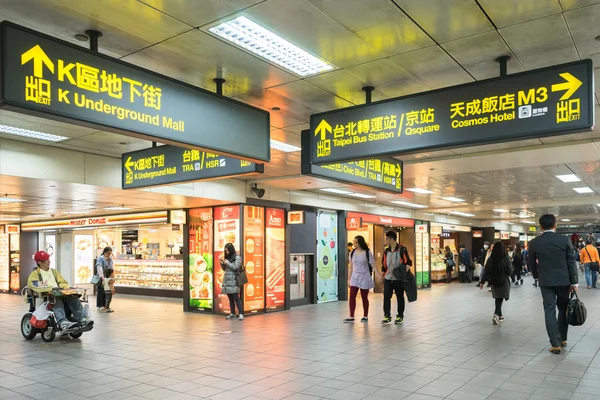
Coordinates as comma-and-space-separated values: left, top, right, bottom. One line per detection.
34, 251, 50, 262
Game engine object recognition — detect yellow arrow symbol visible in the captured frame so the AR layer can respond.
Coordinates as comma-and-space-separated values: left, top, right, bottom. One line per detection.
551, 72, 582, 101
21, 45, 54, 79
315, 119, 332, 141
396, 163, 402, 178
125, 156, 135, 173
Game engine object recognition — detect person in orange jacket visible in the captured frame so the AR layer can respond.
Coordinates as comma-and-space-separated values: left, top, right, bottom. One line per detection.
580, 238, 600, 289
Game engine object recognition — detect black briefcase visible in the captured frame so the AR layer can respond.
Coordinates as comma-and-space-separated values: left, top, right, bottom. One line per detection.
567, 291, 587, 326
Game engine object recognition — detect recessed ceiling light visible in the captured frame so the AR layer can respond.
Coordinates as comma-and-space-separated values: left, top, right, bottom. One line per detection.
75, 33, 89, 42
561, 219, 571, 222
574, 187, 594, 194
1, 217, 21, 221
493, 209, 508, 213
0, 124, 68, 142
406, 188, 433, 194
0, 197, 27, 203
390, 200, 428, 209
347, 193, 376, 199
66, 211, 89, 215
209, 16, 334, 77
556, 174, 581, 183
442, 197, 466, 203
521, 220, 535, 224
270, 139, 300, 153
449, 211, 475, 217
104, 206, 132, 211
319, 188, 352, 195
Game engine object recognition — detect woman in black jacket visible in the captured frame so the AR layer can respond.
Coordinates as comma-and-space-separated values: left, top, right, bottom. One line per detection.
480, 242, 513, 325
444, 246, 454, 284
512, 243, 524, 286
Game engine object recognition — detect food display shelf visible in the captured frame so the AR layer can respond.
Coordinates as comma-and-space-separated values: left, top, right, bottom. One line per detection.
114, 260, 183, 291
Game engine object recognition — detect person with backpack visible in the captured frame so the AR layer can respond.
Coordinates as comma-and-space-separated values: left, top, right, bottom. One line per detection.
580, 237, 600, 289
345, 235, 375, 323
512, 243, 525, 286
459, 244, 472, 283
381, 231, 412, 325
479, 242, 512, 325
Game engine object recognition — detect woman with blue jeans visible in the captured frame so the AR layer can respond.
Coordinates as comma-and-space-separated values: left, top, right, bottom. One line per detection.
580, 239, 600, 289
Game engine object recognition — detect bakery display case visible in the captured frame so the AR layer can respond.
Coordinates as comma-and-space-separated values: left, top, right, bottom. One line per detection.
431, 253, 447, 282
114, 259, 183, 291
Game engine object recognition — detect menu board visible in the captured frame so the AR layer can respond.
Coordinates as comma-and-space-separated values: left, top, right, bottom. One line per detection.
0, 234, 9, 291
189, 208, 214, 311
266, 208, 285, 311
415, 232, 430, 287
214, 206, 240, 314
317, 210, 338, 303
9, 234, 20, 293
74, 234, 93, 284
243, 206, 265, 313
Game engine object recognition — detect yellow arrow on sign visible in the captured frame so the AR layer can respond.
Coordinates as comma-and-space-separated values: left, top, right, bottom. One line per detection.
315, 119, 332, 140
125, 156, 135, 173
551, 72, 582, 100
396, 163, 402, 178
21, 45, 54, 78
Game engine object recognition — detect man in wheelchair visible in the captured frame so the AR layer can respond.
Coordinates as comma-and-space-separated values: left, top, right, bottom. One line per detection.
27, 251, 94, 331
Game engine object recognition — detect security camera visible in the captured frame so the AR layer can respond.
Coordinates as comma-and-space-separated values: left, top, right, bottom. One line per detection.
251, 184, 265, 198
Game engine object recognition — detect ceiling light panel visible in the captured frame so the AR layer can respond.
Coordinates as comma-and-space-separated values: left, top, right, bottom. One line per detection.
270, 139, 301, 152
209, 16, 334, 77
319, 188, 352, 195
0, 197, 27, 203
556, 174, 581, 183
493, 209, 508, 213
347, 193, 376, 199
406, 188, 434, 194
104, 206, 132, 211
573, 187, 594, 194
390, 200, 428, 208
442, 197, 466, 202
0, 124, 68, 142
449, 211, 475, 217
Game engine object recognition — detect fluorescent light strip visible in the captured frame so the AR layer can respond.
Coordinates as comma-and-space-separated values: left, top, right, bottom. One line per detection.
319, 188, 352, 195
347, 193, 376, 199
406, 188, 433, 194
104, 206, 132, 211
209, 16, 334, 77
270, 139, 301, 153
442, 197, 466, 203
556, 174, 581, 183
0, 197, 27, 203
0, 124, 68, 142
449, 211, 475, 217
574, 187, 594, 194
493, 209, 508, 213
521, 220, 535, 224
561, 219, 571, 222
0, 217, 21, 221
390, 200, 428, 209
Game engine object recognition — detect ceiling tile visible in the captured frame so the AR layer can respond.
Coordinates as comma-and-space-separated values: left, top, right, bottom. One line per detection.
344, 58, 425, 89
564, 4, 600, 64
391, 0, 494, 43
498, 14, 579, 69
479, 0, 562, 28
268, 80, 354, 111
307, 0, 433, 56
389, 46, 474, 89
442, 31, 525, 80
560, 0, 600, 11
0, 110, 99, 140
139, 0, 237, 27
243, 0, 382, 68
305, 69, 383, 104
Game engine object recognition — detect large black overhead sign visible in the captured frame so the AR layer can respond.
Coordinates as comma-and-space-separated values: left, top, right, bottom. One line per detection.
0, 21, 270, 162
301, 131, 403, 193
309, 60, 594, 164
122, 145, 263, 189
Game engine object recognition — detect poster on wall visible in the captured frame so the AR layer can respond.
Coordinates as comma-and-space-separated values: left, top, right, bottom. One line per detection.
243, 206, 265, 313
317, 210, 338, 303
0, 234, 9, 291
266, 208, 285, 311
74, 235, 93, 285
214, 206, 240, 314
45, 235, 56, 269
189, 208, 214, 311
415, 232, 430, 287
9, 233, 20, 293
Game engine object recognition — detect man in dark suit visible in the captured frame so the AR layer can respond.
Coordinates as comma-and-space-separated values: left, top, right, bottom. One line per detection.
529, 214, 578, 354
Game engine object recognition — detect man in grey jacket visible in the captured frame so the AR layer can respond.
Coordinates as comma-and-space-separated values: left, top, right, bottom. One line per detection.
381, 231, 412, 325
528, 214, 578, 354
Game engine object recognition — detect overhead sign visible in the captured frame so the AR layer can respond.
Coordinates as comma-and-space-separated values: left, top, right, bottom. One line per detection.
346, 217, 363, 231
21, 211, 167, 231
5, 225, 20, 234
287, 211, 305, 225
168, 210, 187, 225
308, 60, 594, 164
347, 212, 415, 228
301, 131, 403, 193
121, 145, 263, 189
415, 224, 428, 233
0, 21, 270, 162
529, 226, 537, 233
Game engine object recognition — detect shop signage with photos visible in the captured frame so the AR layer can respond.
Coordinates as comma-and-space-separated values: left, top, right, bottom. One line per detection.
495, 232, 501, 239
317, 210, 338, 304
188, 208, 214, 311
501, 232, 510, 240
0, 234, 8, 291
287, 210, 305, 225
21, 211, 168, 231
301, 133, 403, 193
243, 206, 265, 313
510, 232, 520, 238
431, 225, 443, 235
415, 231, 430, 287
122, 145, 264, 189
473, 230, 483, 238
74, 234, 93, 285
347, 212, 415, 227
346, 217, 362, 231
169, 209, 186, 225
309, 60, 593, 165
266, 208, 285, 311
6, 225, 20, 234
0, 21, 271, 162
213, 205, 240, 314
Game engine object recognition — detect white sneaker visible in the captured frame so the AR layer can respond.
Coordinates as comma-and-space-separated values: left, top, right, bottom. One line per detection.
492, 314, 499, 325
225, 314, 235, 320
238, 314, 244, 321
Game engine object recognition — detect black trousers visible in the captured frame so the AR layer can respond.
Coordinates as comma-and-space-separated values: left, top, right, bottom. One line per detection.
383, 279, 405, 318
540, 285, 571, 347
96, 284, 106, 308
495, 298, 504, 316
227, 293, 243, 315
512, 266, 522, 283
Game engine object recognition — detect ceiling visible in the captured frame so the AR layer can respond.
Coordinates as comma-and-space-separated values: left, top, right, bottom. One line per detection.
1, 0, 600, 227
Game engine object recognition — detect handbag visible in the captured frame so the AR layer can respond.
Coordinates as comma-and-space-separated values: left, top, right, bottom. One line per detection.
405, 270, 417, 302
584, 247, 599, 272
567, 291, 587, 326
459, 265, 466, 272
446, 259, 455, 268
236, 267, 249, 287
90, 275, 101, 285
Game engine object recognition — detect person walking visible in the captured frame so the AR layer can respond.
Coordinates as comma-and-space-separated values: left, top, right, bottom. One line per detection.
459, 244, 472, 283
479, 242, 512, 324
381, 231, 412, 325
220, 243, 244, 321
103, 265, 115, 313
580, 237, 600, 289
95, 247, 113, 312
345, 235, 375, 323
444, 246, 454, 283
512, 243, 525, 286
528, 214, 578, 354
476, 241, 492, 286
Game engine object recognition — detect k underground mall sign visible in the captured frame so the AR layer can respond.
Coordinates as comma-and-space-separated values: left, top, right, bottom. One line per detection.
122, 145, 263, 189
0, 21, 270, 162
308, 60, 594, 164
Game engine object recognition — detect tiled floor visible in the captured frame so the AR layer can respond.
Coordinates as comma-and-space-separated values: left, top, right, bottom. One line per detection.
2, 274, 600, 399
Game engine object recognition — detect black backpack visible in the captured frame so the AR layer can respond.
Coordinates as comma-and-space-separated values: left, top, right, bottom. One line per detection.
351, 249, 373, 275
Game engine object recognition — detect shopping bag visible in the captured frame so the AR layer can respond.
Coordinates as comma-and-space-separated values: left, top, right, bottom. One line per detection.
567, 291, 587, 326
236, 267, 249, 286
459, 264, 466, 272
32, 301, 52, 321
82, 303, 92, 319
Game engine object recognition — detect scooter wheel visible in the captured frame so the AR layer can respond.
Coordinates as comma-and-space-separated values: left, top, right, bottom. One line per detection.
21, 313, 37, 340
70, 332, 83, 339
41, 327, 56, 342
